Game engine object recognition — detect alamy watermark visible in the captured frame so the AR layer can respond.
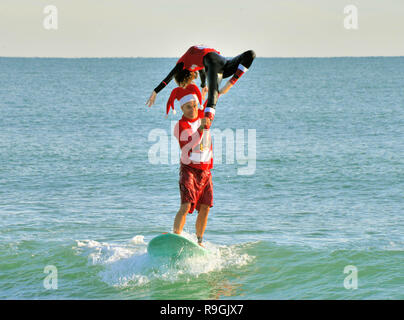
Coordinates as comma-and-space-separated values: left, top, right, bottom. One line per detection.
43, 5, 58, 30
42, 5, 359, 31
344, 5, 359, 30
148, 121, 256, 175
343, 265, 358, 290
43, 265, 58, 290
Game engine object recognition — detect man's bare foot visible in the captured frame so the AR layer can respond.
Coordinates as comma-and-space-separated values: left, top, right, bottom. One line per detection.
198, 242, 205, 248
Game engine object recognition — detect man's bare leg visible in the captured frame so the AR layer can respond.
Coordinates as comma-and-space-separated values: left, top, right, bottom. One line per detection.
173, 202, 191, 234
195, 204, 210, 247
219, 80, 233, 95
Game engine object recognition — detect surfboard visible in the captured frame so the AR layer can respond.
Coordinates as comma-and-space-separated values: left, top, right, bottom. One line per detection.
147, 233, 208, 259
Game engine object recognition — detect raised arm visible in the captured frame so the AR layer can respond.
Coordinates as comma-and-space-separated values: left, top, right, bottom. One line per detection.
176, 125, 205, 150
146, 62, 184, 108
154, 62, 183, 94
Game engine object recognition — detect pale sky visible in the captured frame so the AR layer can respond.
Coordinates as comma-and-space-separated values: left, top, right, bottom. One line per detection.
0, 0, 403, 57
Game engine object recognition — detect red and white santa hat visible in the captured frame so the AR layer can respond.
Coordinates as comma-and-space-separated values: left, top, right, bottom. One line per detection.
166, 83, 202, 117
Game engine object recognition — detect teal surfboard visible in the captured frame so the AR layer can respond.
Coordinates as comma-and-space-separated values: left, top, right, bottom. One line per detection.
147, 233, 208, 258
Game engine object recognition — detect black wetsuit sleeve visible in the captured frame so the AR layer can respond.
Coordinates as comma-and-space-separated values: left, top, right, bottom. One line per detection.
153, 62, 184, 93
199, 69, 207, 88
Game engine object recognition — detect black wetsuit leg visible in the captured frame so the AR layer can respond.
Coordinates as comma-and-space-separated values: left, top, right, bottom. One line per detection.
203, 52, 227, 110
202, 50, 256, 112
222, 50, 256, 79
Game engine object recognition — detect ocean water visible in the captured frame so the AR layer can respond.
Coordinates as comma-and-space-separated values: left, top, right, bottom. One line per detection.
0, 57, 403, 299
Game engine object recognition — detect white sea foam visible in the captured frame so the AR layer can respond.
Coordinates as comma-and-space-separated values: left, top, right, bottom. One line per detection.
130, 235, 146, 245
74, 239, 146, 265
74, 232, 253, 288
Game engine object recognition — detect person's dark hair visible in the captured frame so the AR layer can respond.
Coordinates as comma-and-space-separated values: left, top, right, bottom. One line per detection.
174, 69, 197, 87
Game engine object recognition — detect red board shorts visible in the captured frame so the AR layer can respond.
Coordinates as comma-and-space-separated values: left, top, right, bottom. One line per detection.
179, 163, 213, 214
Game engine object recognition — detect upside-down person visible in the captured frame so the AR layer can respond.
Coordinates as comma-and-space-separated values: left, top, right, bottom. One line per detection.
146, 45, 255, 127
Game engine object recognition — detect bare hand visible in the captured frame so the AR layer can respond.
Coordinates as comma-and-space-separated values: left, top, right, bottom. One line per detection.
146, 91, 157, 107
200, 117, 211, 129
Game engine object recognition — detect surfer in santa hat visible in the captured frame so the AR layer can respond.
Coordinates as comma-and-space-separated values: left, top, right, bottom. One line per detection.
167, 74, 213, 247
146, 45, 255, 124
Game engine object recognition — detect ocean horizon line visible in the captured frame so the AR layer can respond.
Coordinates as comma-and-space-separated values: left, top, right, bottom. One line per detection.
1, 55, 403, 59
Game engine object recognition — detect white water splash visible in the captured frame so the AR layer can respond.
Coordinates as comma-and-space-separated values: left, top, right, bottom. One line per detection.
130, 235, 146, 245
73, 232, 254, 288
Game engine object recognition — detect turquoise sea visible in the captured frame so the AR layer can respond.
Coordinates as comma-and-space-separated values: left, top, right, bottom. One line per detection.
0, 57, 403, 299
